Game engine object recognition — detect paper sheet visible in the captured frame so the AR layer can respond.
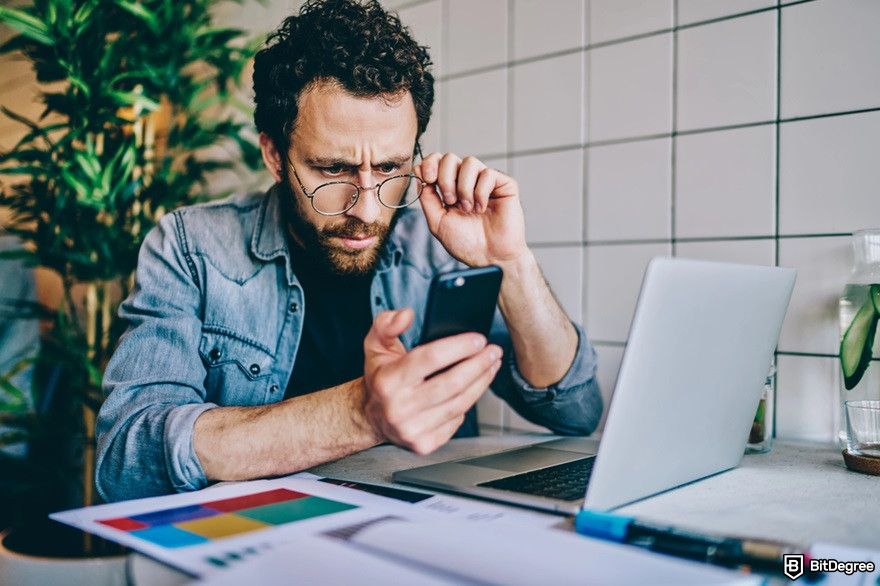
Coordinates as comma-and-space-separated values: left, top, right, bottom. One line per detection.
349, 518, 761, 586
197, 534, 457, 586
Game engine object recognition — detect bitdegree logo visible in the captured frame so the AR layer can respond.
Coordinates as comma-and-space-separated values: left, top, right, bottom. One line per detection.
783, 553, 876, 581
810, 559, 876, 575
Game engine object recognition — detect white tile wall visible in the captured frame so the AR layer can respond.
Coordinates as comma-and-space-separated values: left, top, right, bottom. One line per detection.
677, 10, 777, 131
532, 246, 583, 323
777, 236, 852, 356
586, 138, 671, 241
776, 355, 838, 443
445, 69, 507, 156
593, 343, 624, 430
512, 0, 586, 61
446, 0, 507, 75
397, 0, 445, 77
512, 52, 585, 151
677, 0, 775, 26
585, 243, 671, 343
779, 112, 880, 235
781, 0, 880, 118
675, 125, 775, 238
589, 33, 673, 141
588, 0, 673, 45
512, 148, 583, 244
675, 239, 775, 266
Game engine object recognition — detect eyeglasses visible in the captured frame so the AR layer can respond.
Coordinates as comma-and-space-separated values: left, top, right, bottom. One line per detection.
290, 149, 428, 216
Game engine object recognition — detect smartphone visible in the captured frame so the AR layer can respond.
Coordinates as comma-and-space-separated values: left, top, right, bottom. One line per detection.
418, 265, 503, 345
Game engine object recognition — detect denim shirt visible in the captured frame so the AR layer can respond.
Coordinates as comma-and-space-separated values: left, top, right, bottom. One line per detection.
96, 185, 603, 502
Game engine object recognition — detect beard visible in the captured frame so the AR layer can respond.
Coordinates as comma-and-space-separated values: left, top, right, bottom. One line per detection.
277, 175, 401, 277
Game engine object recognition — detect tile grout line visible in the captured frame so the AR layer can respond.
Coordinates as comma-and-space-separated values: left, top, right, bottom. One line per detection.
670, 0, 679, 257
435, 0, 821, 83
581, 0, 591, 335
772, 2, 783, 439
502, 0, 515, 433
468, 106, 880, 164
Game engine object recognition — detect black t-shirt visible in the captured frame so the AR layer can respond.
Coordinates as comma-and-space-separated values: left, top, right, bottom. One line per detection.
285, 247, 374, 398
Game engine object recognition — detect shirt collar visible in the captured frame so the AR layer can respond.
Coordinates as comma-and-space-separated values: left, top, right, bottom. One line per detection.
250, 183, 403, 286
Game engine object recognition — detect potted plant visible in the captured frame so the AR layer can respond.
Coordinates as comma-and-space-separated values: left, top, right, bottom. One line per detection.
0, 0, 265, 574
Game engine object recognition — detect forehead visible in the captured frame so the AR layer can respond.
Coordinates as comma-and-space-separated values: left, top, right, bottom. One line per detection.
293, 79, 418, 155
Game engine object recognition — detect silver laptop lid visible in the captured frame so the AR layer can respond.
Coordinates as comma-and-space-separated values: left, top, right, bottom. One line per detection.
583, 258, 796, 511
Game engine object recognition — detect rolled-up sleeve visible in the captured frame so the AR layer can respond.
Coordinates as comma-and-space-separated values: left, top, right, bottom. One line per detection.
488, 314, 603, 436
96, 213, 215, 502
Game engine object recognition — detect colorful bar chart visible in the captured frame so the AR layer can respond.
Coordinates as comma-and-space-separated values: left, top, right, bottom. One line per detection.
97, 488, 358, 549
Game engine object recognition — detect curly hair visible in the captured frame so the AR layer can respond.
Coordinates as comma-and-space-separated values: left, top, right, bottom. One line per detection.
253, 0, 435, 155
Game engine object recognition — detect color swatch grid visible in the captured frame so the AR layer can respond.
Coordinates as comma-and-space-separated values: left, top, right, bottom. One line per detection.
97, 488, 357, 549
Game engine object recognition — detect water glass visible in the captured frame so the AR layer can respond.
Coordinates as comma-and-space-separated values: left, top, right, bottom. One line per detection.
845, 400, 880, 458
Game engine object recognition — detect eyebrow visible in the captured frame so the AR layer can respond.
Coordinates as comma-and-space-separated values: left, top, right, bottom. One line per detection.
304, 155, 412, 168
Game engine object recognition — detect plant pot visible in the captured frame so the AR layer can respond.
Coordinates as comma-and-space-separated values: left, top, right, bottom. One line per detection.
0, 519, 128, 586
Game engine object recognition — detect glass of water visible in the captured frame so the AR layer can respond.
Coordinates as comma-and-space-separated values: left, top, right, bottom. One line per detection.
845, 400, 880, 458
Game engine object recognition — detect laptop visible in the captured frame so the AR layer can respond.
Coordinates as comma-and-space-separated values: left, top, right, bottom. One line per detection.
393, 258, 796, 514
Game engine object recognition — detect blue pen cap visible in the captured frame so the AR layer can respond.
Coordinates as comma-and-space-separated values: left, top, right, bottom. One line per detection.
574, 510, 632, 541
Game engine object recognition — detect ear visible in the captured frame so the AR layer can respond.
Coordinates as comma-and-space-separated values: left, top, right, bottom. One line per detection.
259, 133, 284, 183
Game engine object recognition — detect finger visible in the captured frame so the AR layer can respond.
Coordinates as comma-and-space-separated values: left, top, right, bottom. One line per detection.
473, 167, 498, 213
411, 357, 501, 444
421, 343, 503, 406
456, 156, 485, 214
418, 152, 443, 184
389, 332, 487, 388
364, 308, 414, 355
437, 153, 462, 206
411, 413, 465, 456
419, 182, 446, 235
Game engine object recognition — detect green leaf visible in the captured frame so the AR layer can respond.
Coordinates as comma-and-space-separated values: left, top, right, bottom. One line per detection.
109, 90, 160, 112
114, 0, 160, 35
68, 75, 91, 99
0, 6, 55, 46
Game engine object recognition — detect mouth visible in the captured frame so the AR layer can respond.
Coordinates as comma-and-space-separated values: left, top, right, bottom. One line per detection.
334, 234, 378, 250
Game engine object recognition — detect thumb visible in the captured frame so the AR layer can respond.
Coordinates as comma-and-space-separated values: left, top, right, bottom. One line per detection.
366, 308, 414, 352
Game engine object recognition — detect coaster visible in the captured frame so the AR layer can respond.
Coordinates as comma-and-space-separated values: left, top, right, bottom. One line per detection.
842, 450, 880, 476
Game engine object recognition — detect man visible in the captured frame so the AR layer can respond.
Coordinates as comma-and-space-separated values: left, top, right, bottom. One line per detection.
96, 0, 602, 502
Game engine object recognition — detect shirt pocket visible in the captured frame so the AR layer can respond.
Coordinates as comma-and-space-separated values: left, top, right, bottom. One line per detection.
198, 330, 275, 406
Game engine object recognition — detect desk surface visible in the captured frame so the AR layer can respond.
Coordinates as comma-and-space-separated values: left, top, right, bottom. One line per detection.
132, 435, 879, 584
311, 434, 880, 549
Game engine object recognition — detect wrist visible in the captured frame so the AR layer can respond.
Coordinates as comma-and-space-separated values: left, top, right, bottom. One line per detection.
350, 377, 385, 446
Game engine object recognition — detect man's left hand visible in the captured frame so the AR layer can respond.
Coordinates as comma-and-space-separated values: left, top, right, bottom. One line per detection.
415, 153, 528, 268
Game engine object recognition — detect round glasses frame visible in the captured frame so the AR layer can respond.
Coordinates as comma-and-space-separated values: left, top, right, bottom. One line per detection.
290, 151, 428, 217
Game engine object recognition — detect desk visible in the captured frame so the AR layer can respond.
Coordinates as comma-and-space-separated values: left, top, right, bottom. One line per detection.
131, 436, 880, 584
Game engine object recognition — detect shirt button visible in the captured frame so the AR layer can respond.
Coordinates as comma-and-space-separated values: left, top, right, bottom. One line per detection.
270, 384, 279, 393
209, 348, 222, 362
289, 302, 299, 313
374, 296, 382, 306
249, 363, 261, 375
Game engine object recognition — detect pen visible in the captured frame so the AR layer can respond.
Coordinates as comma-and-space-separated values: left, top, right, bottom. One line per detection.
574, 510, 823, 582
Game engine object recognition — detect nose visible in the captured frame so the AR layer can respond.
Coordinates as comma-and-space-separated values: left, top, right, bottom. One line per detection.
345, 177, 382, 224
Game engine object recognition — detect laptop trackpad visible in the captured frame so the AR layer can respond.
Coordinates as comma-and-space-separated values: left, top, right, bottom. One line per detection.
464, 447, 585, 473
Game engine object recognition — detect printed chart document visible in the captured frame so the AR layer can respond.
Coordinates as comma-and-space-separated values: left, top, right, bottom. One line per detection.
53, 475, 758, 584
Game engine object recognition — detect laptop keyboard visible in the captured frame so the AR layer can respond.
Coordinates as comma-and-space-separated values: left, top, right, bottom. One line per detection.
477, 457, 595, 502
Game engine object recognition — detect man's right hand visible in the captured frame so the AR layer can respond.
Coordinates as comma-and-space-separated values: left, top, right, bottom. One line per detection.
362, 308, 502, 455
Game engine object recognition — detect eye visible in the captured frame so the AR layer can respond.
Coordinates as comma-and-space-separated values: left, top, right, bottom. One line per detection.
320, 165, 348, 177
377, 163, 399, 175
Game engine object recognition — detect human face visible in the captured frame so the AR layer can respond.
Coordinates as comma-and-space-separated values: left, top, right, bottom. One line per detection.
262, 79, 420, 276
